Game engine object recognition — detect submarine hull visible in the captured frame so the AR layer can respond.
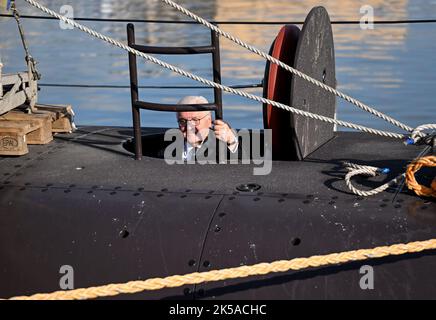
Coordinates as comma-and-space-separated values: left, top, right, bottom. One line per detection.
0, 127, 435, 299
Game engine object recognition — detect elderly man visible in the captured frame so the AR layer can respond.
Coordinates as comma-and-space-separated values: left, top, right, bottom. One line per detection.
175, 96, 239, 162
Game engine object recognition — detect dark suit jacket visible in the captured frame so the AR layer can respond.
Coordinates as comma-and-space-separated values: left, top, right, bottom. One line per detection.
157, 136, 247, 163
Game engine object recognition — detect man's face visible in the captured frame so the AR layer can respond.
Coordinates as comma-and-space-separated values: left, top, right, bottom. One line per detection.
177, 111, 212, 147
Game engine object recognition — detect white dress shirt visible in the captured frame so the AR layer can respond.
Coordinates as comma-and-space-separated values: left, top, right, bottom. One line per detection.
183, 134, 238, 161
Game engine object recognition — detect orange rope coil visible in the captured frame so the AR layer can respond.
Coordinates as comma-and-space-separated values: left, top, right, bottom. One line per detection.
406, 155, 436, 198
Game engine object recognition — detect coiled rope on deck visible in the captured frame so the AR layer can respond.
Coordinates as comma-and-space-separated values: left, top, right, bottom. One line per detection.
344, 165, 405, 197
7, 238, 436, 300
345, 155, 436, 198
21, 0, 412, 140
406, 155, 436, 198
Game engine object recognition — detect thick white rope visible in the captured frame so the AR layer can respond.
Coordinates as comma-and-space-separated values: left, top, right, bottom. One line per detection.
160, 0, 415, 134
410, 124, 436, 144
344, 164, 404, 197
343, 162, 383, 172
22, 0, 408, 140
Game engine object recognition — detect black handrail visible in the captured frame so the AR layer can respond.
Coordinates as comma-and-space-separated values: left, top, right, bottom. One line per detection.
131, 44, 215, 55
127, 23, 223, 160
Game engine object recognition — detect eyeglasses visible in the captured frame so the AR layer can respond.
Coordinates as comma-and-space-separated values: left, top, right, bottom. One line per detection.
177, 113, 210, 127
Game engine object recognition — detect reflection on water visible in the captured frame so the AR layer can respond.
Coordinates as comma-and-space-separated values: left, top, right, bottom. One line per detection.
0, 0, 435, 129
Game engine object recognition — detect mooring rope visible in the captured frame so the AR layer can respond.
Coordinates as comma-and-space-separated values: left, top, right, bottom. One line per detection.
159, 0, 415, 134
11, 0, 40, 80
6, 238, 436, 300
410, 124, 436, 145
21, 0, 413, 141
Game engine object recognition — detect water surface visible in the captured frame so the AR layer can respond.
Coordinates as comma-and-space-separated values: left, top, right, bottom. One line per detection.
1, 0, 435, 131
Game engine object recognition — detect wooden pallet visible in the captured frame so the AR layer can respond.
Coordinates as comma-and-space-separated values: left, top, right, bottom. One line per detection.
0, 105, 75, 156
0, 121, 36, 156
2, 111, 53, 144
34, 104, 75, 133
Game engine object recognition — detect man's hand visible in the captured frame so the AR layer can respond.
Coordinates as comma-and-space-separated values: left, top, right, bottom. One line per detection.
213, 120, 237, 145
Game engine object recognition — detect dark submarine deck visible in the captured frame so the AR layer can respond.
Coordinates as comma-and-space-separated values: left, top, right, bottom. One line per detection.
0, 126, 435, 299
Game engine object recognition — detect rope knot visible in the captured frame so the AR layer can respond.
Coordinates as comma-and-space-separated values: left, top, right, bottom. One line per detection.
407, 124, 436, 145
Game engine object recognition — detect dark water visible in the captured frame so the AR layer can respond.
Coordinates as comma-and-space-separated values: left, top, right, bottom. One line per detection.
1, 0, 435, 131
